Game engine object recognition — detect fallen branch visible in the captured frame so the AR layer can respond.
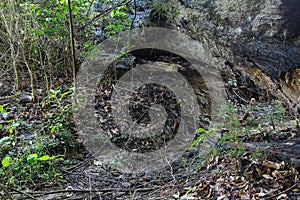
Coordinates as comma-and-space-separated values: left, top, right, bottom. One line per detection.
26, 186, 160, 196
0, 184, 36, 199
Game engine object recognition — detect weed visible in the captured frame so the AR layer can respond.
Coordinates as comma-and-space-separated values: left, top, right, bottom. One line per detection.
218, 102, 241, 143
190, 102, 246, 172
41, 87, 75, 147
0, 138, 64, 189
227, 79, 237, 87
184, 186, 197, 195
264, 101, 285, 130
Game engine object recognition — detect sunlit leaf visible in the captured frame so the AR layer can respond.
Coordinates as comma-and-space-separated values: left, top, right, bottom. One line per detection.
189, 134, 207, 150
61, 90, 72, 99
27, 154, 38, 164
0, 104, 7, 112
38, 155, 51, 161
2, 156, 11, 167
197, 128, 207, 133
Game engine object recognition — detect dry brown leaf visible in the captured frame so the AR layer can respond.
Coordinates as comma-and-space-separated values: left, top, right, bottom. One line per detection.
206, 188, 213, 199
196, 179, 203, 186
254, 191, 267, 198
272, 170, 284, 180
263, 160, 285, 170
262, 174, 273, 180
236, 182, 248, 189
199, 184, 209, 193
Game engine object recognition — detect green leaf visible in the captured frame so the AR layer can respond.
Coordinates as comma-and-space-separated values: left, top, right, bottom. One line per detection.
197, 128, 207, 133
35, 29, 43, 35
2, 156, 11, 167
60, 90, 72, 99
56, 12, 61, 18
38, 155, 50, 161
184, 186, 197, 195
65, 160, 71, 165
233, 80, 237, 87
0, 104, 7, 112
257, 123, 262, 130
27, 154, 38, 164
51, 127, 56, 133
189, 134, 207, 150
110, 9, 117, 17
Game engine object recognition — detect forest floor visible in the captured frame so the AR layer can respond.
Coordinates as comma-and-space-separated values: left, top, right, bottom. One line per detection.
0, 56, 299, 199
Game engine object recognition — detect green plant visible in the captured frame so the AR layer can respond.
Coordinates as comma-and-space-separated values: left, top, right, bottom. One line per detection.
0, 103, 28, 140
0, 103, 7, 116
211, 166, 223, 176
41, 87, 75, 147
0, 104, 8, 132
184, 186, 197, 195
252, 146, 267, 160
189, 128, 207, 150
0, 138, 64, 189
129, 189, 138, 200
218, 102, 240, 144
0, 0, 99, 92
227, 79, 237, 87
190, 102, 246, 169
105, 6, 131, 36
172, 8, 179, 17
264, 102, 285, 130
290, 120, 297, 126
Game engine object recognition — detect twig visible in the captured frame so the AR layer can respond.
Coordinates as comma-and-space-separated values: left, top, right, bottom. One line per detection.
232, 88, 248, 103
63, 154, 93, 172
239, 98, 256, 122
265, 180, 299, 199
27, 187, 159, 196
0, 184, 36, 199
88, 172, 92, 200
130, 0, 137, 30
0, 183, 13, 200
67, 0, 77, 91
165, 157, 176, 182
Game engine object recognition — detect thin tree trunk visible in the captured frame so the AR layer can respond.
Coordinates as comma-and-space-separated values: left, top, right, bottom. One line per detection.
67, 0, 76, 90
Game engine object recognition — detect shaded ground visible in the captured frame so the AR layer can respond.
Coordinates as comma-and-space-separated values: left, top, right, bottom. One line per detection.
0, 51, 299, 199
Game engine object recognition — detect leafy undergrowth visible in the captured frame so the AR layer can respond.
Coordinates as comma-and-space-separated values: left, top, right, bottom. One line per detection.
167, 101, 300, 200
0, 87, 299, 199
0, 87, 76, 192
